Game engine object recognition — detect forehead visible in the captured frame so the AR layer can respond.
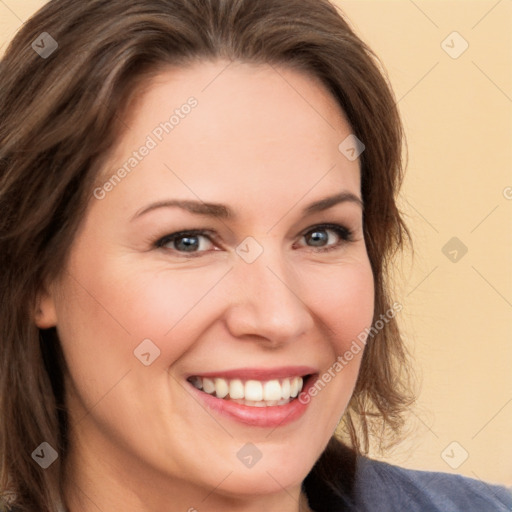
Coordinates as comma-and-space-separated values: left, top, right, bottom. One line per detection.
97, 60, 361, 215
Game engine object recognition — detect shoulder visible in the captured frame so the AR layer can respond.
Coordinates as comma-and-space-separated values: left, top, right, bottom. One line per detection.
354, 455, 512, 512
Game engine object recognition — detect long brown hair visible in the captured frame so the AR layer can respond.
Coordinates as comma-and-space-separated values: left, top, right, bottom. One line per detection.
0, 0, 414, 510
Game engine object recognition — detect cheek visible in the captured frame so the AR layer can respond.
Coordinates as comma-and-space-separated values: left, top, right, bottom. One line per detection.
56, 255, 230, 374
295, 259, 374, 434
305, 259, 375, 350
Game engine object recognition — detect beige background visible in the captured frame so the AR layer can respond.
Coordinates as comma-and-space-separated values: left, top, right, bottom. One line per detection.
1, 0, 511, 486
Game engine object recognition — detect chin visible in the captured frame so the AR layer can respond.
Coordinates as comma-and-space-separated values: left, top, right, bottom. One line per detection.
214, 467, 306, 498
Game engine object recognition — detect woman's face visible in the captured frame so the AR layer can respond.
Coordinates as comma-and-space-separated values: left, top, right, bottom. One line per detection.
37, 60, 374, 510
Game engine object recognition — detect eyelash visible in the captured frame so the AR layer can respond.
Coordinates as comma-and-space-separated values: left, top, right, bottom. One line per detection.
154, 223, 355, 257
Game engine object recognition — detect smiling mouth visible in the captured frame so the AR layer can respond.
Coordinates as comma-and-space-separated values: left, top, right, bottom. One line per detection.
187, 375, 312, 407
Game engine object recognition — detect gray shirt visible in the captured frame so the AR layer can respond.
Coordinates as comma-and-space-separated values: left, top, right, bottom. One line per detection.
353, 455, 512, 511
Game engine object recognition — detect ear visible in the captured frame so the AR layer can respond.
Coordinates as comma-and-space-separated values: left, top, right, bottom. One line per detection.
34, 284, 58, 329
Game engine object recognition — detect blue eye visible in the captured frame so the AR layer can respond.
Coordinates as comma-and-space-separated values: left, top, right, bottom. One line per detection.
300, 224, 353, 250
156, 230, 215, 254
155, 223, 354, 257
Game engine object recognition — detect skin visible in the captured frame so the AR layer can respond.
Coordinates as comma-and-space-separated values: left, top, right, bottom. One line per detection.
36, 60, 374, 512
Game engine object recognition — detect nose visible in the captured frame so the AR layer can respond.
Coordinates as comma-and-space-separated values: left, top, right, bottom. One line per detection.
223, 249, 315, 346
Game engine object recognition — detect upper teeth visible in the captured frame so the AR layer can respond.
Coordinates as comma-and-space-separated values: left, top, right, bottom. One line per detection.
189, 376, 304, 402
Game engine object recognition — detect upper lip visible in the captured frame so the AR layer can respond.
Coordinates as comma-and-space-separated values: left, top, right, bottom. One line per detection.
186, 366, 317, 381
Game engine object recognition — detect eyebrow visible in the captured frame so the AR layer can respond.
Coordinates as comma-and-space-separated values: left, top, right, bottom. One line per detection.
131, 191, 363, 221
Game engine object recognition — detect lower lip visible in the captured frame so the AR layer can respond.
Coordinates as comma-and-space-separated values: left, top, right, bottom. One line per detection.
189, 375, 317, 428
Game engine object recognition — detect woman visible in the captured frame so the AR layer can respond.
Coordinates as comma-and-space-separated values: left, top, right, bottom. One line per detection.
0, 0, 510, 511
